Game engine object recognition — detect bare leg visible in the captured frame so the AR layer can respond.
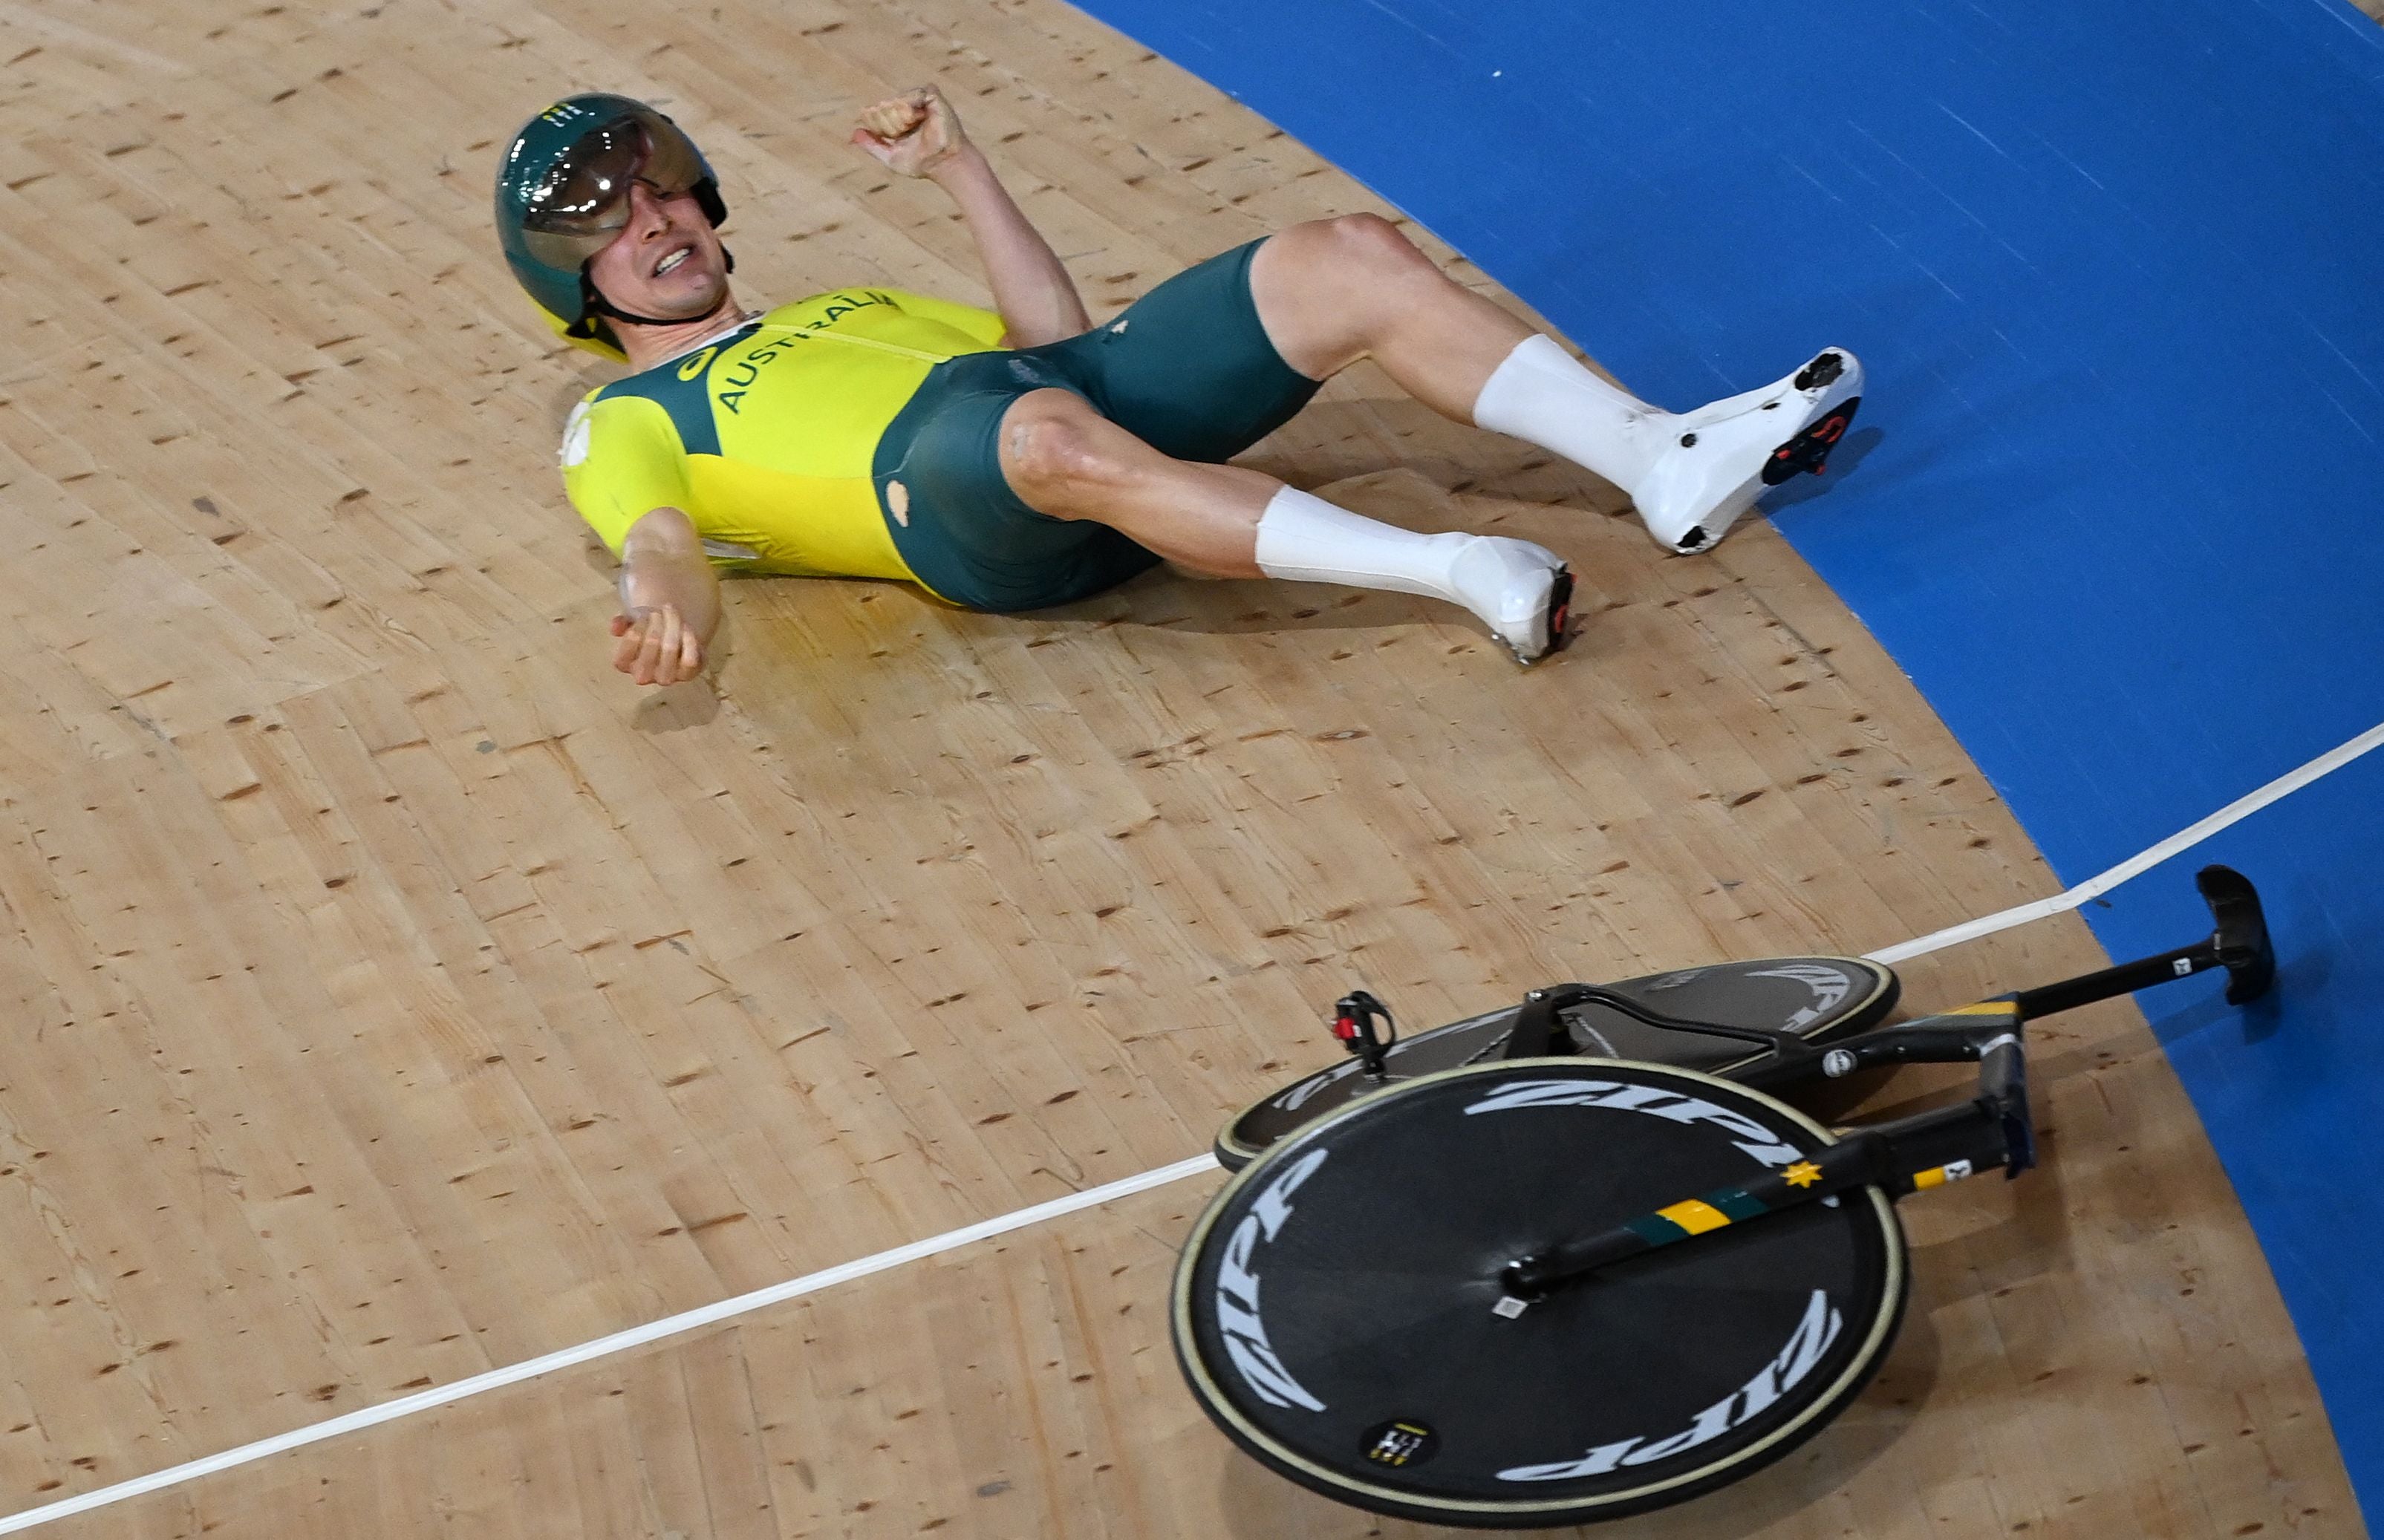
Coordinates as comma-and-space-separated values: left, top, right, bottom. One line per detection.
1243, 215, 1865, 555
995, 388, 1277, 575
1245, 215, 1540, 416
995, 388, 1572, 662
1245, 215, 1666, 492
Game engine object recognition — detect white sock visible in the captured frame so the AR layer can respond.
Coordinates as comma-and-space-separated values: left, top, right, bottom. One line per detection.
1253, 485, 1474, 601
1471, 334, 1673, 492
1252, 486, 1566, 659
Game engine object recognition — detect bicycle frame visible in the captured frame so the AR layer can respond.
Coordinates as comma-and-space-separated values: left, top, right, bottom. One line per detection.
1496, 865, 2270, 1306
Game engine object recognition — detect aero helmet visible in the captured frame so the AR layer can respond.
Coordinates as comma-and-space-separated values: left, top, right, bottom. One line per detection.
495, 94, 729, 361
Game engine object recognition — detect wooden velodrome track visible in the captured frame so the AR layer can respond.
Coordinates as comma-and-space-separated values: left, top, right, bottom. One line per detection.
0, 0, 2366, 1533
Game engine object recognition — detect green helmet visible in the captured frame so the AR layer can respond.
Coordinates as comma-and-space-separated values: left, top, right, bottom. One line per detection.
495, 94, 729, 362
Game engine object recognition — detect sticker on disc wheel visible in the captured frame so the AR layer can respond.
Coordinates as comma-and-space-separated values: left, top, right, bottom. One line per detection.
1361, 1419, 1440, 1467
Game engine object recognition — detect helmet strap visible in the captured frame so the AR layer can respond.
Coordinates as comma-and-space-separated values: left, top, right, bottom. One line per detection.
576, 247, 737, 334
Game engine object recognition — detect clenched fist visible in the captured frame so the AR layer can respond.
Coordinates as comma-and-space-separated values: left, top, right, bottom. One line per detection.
850, 85, 969, 177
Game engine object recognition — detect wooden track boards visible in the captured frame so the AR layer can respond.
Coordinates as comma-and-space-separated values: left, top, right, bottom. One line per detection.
0, 0, 2359, 1534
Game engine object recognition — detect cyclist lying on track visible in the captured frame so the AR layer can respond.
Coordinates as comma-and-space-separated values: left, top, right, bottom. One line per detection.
495, 88, 1863, 685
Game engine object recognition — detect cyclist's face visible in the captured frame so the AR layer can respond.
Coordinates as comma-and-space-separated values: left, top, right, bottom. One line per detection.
585, 180, 729, 323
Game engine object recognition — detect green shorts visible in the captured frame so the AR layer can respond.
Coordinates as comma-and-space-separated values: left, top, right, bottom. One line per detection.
871, 238, 1322, 613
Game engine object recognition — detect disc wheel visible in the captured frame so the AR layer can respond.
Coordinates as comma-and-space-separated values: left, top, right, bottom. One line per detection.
1214, 956, 1899, 1170
1174, 1059, 1908, 1527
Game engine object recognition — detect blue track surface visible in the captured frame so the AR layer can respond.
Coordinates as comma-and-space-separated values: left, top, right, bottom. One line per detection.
1075, 0, 2384, 1514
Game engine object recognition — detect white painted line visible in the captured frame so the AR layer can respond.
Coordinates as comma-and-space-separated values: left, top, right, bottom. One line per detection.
7, 716, 2377, 1533
0, 1155, 1222, 1535
1865, 719, 2384, 966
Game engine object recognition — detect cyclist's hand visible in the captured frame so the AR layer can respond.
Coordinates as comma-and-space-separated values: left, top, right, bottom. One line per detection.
851, 86, 968, 177
610, 604, 704, 685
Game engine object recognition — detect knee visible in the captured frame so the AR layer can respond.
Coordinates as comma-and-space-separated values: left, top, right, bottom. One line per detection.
1000, 400, 1130, 504
1316, 212, 1434, 278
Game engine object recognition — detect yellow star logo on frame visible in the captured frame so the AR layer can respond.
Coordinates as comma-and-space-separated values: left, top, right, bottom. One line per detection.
1784, 1161, 1823, 1188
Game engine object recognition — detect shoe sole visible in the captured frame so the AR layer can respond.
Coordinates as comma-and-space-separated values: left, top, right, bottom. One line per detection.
1664, 352, 1863, 552
1510, 566, 1574, 665
1759, 394, 1862, 488
1793, 350, 1847, 393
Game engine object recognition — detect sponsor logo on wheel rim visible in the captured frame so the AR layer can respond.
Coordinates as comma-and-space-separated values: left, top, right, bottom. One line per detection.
1747, 963, 1854, 1030
1495, 1288, 1844, 1482
1212, 1149, 1332, 1411
1462, 1078, 1803, 1168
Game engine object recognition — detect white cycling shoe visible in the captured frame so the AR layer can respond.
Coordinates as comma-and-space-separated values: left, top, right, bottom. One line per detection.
1632, 349, 1864, 554
1449, 536, 1574, 664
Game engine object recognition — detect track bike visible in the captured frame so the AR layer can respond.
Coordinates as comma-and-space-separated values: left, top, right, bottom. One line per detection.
1172, 867, 2273, 1527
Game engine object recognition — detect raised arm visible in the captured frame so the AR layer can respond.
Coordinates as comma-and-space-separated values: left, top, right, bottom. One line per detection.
610, 506, 720, 686
851, 87, 1090, 347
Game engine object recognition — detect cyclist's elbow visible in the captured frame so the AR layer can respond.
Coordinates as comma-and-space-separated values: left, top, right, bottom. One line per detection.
622, 505, 701, 561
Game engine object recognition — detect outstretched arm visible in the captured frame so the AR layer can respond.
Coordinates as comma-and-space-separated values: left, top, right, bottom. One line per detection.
852, 87, 1090, 347
610, 506, 720, 686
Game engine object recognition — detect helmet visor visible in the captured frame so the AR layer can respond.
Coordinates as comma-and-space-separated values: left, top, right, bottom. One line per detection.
517, 108, 708, 271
